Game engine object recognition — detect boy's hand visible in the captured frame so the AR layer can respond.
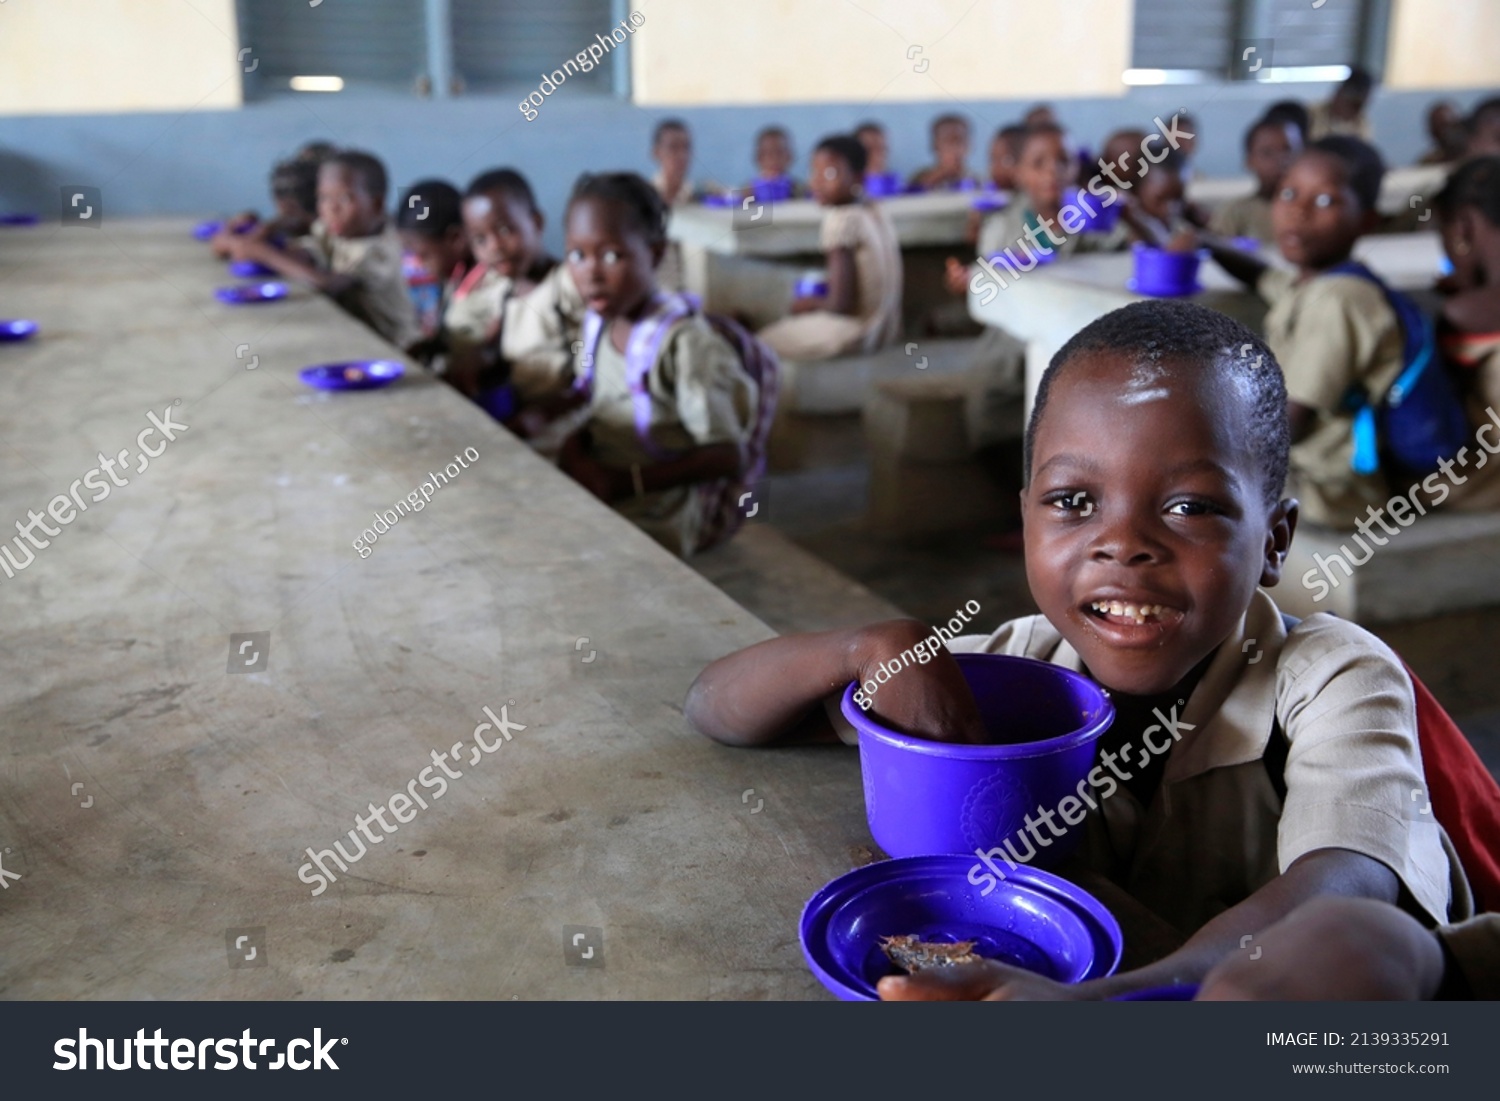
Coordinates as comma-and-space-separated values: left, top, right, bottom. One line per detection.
558, 431, 626, 503
878, 960, 1081, 1001
789, 294, 825, 315
853, 620, 986, 744
1164, 227, 1200, 253
944, 256, 972, 296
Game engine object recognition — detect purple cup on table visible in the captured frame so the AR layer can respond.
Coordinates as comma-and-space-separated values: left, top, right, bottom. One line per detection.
751, 176, 794, 204
842, 653, 1114, 861
863, 172, 904, 198
971, 188, 1008, 213
699, 192, 737, 208
794, 271, 828, 299
229, 259, 276, 278
799, 854, 1123, 1001
1129, 243, 1207, 297
1073, 186, 1122, 232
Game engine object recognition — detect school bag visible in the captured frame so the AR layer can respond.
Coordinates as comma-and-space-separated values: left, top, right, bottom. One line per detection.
1266, 613, 1500, 914
574, 291, 780, 553
1328, 260, 1471, 480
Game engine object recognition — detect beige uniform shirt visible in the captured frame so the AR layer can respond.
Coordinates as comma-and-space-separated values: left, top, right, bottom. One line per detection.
758, 202, 903, 361
500, 262, 586, 400
829, 589, 1468, 934
1309, 101, 1373, 143
1440, 331, 1500, 511
443, 266, 511, 353
298, 221, 420, 349
1437, 914, 1500, 999
1210, 193, 1276, 244
588, 315, 757, 557
1258, 267, 1406, 528
977, 200, 1129, 263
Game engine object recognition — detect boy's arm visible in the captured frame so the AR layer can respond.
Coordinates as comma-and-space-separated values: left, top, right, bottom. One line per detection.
227, 235, 358, 298
1205, 238, 1271, 288
879, 847, 1399, 1001
823, 246, 857, 316
685, 618, 986, 747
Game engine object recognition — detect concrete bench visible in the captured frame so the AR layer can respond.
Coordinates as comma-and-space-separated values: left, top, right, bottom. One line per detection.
863, 371, 1025, 539
688, 522, 907, 635
1278, 509, 1500, 625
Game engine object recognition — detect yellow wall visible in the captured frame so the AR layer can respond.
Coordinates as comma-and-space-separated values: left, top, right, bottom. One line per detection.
0, 0, 242, 116
631, 0, 1132, 105
1385, 0, 1500, 89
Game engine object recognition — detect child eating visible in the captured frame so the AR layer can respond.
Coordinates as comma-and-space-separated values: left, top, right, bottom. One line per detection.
559, 173, 762, 558
758, 135, 903, 361
1209, 115, 1302, 245
749, 125, 805, 200
225, 149, 418, 349
685, 300, 1467, 998
395, 179, 470, 362
210, 158, 319, 258
907, 114, 979, 192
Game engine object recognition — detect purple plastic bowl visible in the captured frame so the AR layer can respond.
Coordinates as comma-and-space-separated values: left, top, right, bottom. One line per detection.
699, 192, 737, 208
192, 220, 223, 240
795, 273, 829, 298
971, 190, 1008, 213
751, 176, 794, 204
229, 258, 276, 278
1112, 983, 1200, 1001
800, 854, 1123, 1001
842, 653, 1113, 861
215, 282, 288, 305
298, 359, 405, 391
1, 320, 39, 342
1073, 187, 1123, 232
863, 172, 904, 198
1130, 244, 1207, 298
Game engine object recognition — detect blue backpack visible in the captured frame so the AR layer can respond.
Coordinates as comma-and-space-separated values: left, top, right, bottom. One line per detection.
1330, 261, 1470, 479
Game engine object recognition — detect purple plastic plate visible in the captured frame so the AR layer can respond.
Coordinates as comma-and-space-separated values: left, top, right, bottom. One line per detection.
1, 320, 39, 342
215, 282, 288, 305
1, 213, 40, 227
800, 854, 1122, 1001
229, 259, 276, 278
700, 193, 737, 208
299, 360, 405, 391
1112, 984, 1200, 1001
193, 220, 223, 240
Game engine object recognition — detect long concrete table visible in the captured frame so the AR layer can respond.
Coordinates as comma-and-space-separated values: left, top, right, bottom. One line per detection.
968, 232, 1447, 411
0, 218, 874, 1000
1188, 164, 1450, 217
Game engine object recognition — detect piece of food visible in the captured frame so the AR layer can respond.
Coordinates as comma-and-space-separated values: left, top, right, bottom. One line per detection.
343, 366, 367, 383
880, 934, 983, 973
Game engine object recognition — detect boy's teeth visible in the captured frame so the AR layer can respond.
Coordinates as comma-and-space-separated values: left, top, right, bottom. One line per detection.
1090, 600, 1166, 624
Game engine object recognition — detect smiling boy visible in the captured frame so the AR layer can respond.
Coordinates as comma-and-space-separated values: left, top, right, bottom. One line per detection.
684, 300, 1469, 998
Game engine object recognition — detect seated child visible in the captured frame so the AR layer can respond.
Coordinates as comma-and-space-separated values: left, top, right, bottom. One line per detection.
394, 179, 470, 361
1419, 100, 1467, 165
907, 113, 980, 192
559, 172, 761, 558
650, 118, 697, 207
1466, 97, 1500, 158
1209, 137, 1406, 527
1209, 115, 1301, 245
962, 124, 1025, 246
749, 125, 806, 200
758, 134, 903, 361
1120, 147, 1208, 247
1433, 155, 1500, 511
226, 149, 419, 349
443, 168, 552, 401
855, 120, 901, 195
1198, 896, 1500, 1001
686, 299, 1468, 998
1310, 67, 1375, 141
210, 158, 319, 257
1264, 99, 1311, 145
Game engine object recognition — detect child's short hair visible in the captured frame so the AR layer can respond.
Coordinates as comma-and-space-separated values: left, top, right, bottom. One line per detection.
465, 168, 542, 217
1468, 96, 1500, 139
568, 171, 668, 249
1263, 100, 1311, 142
296, 140, 338, 165
1244, 114, 1295, 153
1143, 144, 1188, 177
815, 134, 868, 178
1435, 154, 1500, 225
395, 179, 463, 235
270, 159, 318, 215
1341, 66, 1375, 98
1020, 121, 1066, 154
854, 120, 885, 140
995, 123, 1027, 155
326, 150, 388, 204
1308, 135, 1385, 214
1024, 300, 1288, 507
755, 125, 790, 147
653, 117, 689, 146
931, 113, 969, 140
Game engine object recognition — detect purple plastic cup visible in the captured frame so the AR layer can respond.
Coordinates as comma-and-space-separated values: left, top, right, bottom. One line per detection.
842, 653, 1113, 861
971, 189, 1008, 213
751, 176, 794, 204
795, 271, 829, 298
800, 854, 1123, 1000
863, 172, 904, 198
1130, 244, 1206, 297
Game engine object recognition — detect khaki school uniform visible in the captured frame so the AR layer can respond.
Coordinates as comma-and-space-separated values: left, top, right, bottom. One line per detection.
1438, 330, 1500, 511
828, 589, 1469, 934
501, 262, 586, 401
1209, 193, 1275, 244
1437, 914, 1500, 999
587, 316, 757, 558
1309, 101, 1373, 143
653, 172, 698, 293
1258, 267, 1406, 528
298, 221, 420, 349
758, 202, 902, 361
443, 266, 511, 354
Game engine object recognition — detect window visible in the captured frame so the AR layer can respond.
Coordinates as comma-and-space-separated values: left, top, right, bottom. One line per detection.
451, 0, 615, 93
238, 0, 426, 95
